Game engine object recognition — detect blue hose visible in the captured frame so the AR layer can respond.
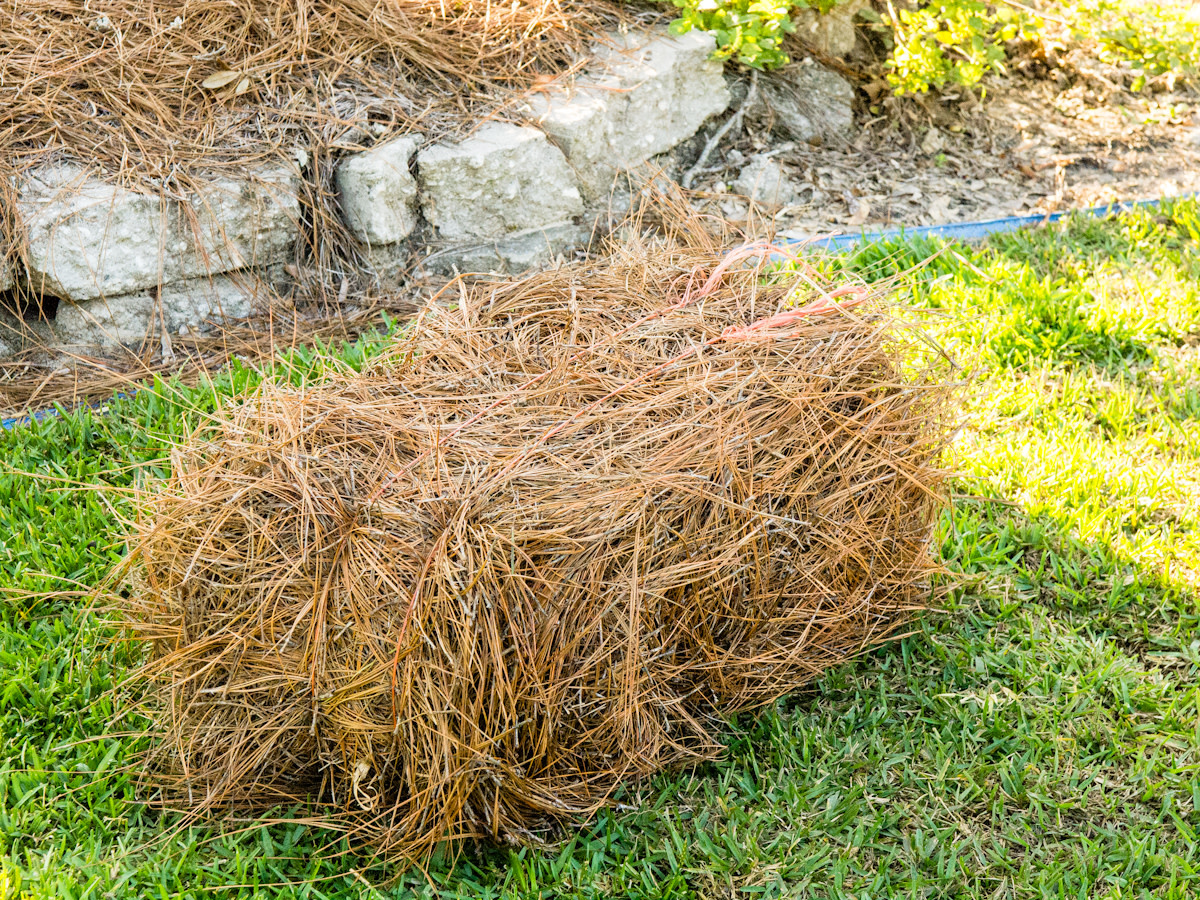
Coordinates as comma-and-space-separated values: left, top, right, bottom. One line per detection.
2, 393, 134, 432
1, 405, 68, 431
796, 196, 1178, 252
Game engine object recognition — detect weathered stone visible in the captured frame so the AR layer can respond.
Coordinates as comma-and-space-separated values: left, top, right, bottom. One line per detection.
417, 123, 583, 242
733, 157, 801, 208
0, 306, 56, 359
53, 272, 264, 347
19, 161, 302, 302
750, 60, 855, 144
0, 306, 34, 359
421, 223, 592, 275
360, 242, 416, 287
336, 134, 422, 245
588, 30, 731, 153
522, 30, 730, 200
794, 0, 866, 59
920, 127, 946, 156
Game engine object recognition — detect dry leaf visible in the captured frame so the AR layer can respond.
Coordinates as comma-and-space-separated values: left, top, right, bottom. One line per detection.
234, 76, 252, 96
846, 199, 871, 227
201, 70, 241, 90
927, 195, 952, 222
920, 128, 944, 155
863, 79, 890, 100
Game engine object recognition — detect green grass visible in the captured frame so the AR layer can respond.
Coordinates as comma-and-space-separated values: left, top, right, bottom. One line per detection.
2, 205, 1200, 899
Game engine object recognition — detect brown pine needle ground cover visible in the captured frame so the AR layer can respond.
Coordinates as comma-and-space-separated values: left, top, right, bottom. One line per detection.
0, 286, 419, 416
115, 224, 955, 861
0, 0, 600, 179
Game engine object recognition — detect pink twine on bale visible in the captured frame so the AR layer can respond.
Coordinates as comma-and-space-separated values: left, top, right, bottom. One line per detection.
442, 241, 806, 443
719, 283, 870, 341
506, 266, 869, 472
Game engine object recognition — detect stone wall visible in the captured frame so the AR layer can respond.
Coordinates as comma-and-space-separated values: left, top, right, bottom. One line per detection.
3, 155, 305, 352
342, 29, 730, 278
0, 26, 851, 356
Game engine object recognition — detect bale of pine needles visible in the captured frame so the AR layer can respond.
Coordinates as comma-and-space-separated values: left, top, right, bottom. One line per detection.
120, 226, 954, 860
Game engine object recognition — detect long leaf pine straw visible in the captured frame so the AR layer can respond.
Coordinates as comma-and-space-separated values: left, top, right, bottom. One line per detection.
115, 217, 956, 862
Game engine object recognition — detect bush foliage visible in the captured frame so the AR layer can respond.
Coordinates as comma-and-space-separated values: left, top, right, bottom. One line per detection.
668, 0, 1200, 95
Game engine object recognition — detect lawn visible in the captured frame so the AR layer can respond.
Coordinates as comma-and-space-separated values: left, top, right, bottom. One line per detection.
2, 203, 1199, 899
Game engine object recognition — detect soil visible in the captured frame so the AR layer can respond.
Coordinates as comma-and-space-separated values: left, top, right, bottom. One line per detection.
696, 59, 1200, 239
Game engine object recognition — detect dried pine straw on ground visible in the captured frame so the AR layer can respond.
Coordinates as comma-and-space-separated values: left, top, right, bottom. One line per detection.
0, 285, 419, 416
0, 0, 600, 177
115, 225, 955, 861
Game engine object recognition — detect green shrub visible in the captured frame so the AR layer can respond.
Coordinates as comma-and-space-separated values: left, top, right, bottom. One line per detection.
668, 0, 832, 69
668, 0, 1037, 84
880, 1, 1036, 93
669, 0, 1200, 95
1093, 3, 1200, 90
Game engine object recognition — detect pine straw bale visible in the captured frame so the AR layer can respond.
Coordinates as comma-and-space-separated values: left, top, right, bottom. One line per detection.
120, 232, 954, 859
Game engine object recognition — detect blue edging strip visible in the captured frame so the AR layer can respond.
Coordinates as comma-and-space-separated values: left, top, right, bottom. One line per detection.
1, 391, 135, 432
2, 406, 65, 431
0, 194, 1189, 432
797, 195, 1181, 252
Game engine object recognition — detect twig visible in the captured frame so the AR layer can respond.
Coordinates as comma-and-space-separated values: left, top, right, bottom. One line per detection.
682, 70, 758, 190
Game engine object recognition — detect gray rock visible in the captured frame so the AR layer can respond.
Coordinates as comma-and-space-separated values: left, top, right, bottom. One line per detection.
421, 223, 592, 275
750, 60, 855, 144
53, 272, 265, 347
0, 311, 28, 359
921, 127, 946, 156
794, 0, 866, 59
733, 157, 801, 208
18, 160, 302, 303
360, 242, 416, 287
335, 134, 422, 245
417, 123, 584, 242
522, 29, 730, 201
0, 303, 56, 359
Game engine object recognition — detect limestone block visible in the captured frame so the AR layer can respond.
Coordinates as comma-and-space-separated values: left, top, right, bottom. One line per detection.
53, 272, 264, 347
522, 29, 730, 200
795, 0, 866, 59
335, 134, 422, 245
417, 123, 583, 242
751, 60, 855, 144
421, 223, 592, 275
19, 161, 302, 302
733, 157, 802, 208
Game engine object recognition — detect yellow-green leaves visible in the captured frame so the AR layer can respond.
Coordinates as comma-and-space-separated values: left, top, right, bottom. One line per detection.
670, 0, 801, 69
